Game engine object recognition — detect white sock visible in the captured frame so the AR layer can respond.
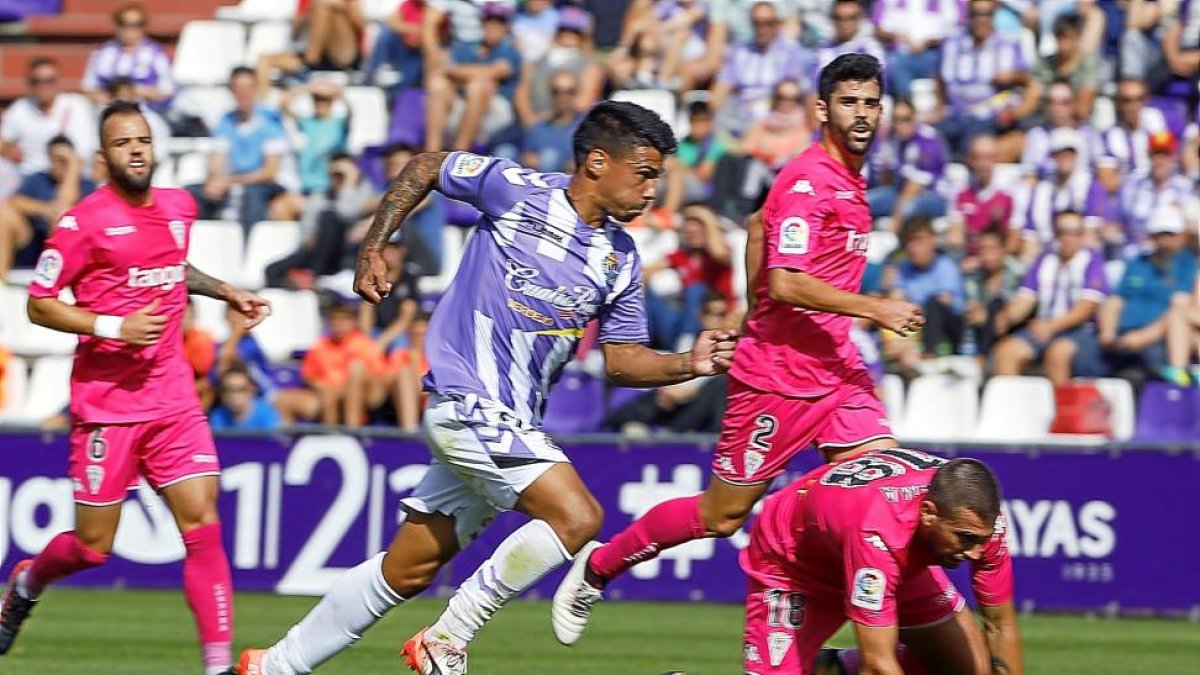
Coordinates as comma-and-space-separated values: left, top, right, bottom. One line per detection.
429, 519, 571, 648
263, 553, 403, 675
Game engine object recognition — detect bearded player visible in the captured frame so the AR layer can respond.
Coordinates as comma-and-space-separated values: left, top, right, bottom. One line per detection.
741, 451, 1022, 675
554, 53, 926, 642
0, 101, 270, 675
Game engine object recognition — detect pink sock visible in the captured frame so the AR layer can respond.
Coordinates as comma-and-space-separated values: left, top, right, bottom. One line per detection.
182, 523, 234, 674
589, 494, 707, 581
26, 531, 109, 596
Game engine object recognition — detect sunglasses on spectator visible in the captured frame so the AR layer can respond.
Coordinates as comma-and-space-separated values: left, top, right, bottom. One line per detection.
552, 87, 577, 95
969, 10, 993, 18
221, 384, 253, 394
118, 19, 146, 28
892, 114, 914, 123
29, 76, 57, 86
1057, 228, 1084, 237
751, 18, 779, 27
833, 13, 859, 22
701, 308, 728, 317
1116, 95, 1145, 103
774, 92, 802, 102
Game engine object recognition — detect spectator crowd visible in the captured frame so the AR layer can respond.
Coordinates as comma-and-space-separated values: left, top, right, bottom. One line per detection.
4, 0, 1200, 436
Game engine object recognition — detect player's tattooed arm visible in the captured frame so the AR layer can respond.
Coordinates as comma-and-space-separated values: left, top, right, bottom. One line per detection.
355, 152, 449, 304
185, 263, 232, 300
362, 151, 450, 251
602, 331, 737, 387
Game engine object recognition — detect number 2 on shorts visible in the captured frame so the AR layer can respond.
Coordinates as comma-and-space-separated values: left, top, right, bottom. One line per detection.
750, 414, 777, 451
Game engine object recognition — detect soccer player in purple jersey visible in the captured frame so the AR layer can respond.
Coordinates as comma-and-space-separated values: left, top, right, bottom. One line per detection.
236, 101, 738, 675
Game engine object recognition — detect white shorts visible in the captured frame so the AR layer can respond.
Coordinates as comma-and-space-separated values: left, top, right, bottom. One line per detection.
402, 392, 568, 546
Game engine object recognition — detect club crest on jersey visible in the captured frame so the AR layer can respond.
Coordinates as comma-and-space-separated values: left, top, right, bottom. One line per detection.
169, 220, 186, 249
604, 252, 619, 285
767, 632, 793, 667
33, 249, 63, 289
744, 450, 765, 478
851, 567, 886, 611
845, 230, 870, 256
451, 153, 491, 178
85, 465, 105, 495
789, 179, 815, 195
778, 217, 809, 254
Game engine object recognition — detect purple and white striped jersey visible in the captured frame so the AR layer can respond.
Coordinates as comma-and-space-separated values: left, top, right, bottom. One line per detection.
939, 28, 1027, 119
1017, 248, 1108, 321
1093, 109, 1168, 178
82, 39, 175, 97
423, 152, 649, 425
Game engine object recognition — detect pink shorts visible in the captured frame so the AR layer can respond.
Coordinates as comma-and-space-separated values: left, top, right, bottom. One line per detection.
742, 568, 964, 675
713, 376, 893, 485
68, 410, 219, 506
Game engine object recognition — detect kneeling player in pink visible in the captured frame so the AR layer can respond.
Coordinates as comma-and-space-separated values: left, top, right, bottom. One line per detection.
0, 101, 270, 675
554, 53, 926, 644
742, 451, 1022, 675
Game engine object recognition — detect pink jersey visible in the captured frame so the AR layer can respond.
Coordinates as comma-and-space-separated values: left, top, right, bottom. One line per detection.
29, 185, 200, 424
742, 448, 1013, 627
731, 143, 874, 397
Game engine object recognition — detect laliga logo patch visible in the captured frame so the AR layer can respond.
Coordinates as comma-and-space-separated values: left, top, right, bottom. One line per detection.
450, 153, 491, 178
33, 249, 63, 289
851, 567, 886, 611
744, 450, 765, 478
778, 217, 809, 254
767, 631, 793, 667
169, 220, 186, 249
57, 215, 78, 230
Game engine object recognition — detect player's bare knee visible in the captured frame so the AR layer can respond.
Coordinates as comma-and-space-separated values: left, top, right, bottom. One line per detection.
74, 528, 116, 556
547, 498, 603, 551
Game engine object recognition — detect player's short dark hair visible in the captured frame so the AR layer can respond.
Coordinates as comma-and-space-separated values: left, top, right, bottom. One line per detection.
927, 458, 1001, 525
818, 52, 884, 103
46, 134, 74, 151
901, 215, 935, 243
572, 100, 677, 167
97, 99, 146, 146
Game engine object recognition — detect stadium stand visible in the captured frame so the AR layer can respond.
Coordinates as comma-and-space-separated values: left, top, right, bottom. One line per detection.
1, 0, 1199, 441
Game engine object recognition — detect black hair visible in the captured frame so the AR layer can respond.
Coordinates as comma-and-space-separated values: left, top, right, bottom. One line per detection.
46, 134, 74, 151
329, 151, 355, 164
818, 52, 884, 103
229, 65, 256, 82
97, 99, 146, 146
927, 458, 1001, 525
572, 100, 677, 167
701, 291, 728, 309
978, 226, 1006, 243
1052, 12, 1082, 37
686, 100, 711, 118
106, 75, 135, 97
891, 96, 915, 112
901, 215, 935, 243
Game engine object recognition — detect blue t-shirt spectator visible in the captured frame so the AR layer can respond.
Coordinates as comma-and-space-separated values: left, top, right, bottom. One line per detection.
297, 115, 349, 194
895, 255, 965, 313
212, 105, 289, 176
522, 114, 581, 173
210, 398, 282, 430
14, 171, 96, 266
450, 38, 522, 98
1116, 251, 1198, 332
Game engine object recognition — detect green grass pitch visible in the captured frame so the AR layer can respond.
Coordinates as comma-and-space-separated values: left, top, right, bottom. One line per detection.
1, 589, 1196, 674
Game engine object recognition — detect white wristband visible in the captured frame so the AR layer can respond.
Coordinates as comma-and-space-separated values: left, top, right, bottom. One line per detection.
93, 315, 124, 340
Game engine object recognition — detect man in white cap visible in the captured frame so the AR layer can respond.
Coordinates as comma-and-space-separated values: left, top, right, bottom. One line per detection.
1050, 204, 1197, 383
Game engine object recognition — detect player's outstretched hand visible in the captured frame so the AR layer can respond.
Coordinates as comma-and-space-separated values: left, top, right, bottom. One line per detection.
872, 298, 925, 336
354, 246, 392, 304
226, 289, 272, 330
120, 298, 168, 345
691, 329, 739, 376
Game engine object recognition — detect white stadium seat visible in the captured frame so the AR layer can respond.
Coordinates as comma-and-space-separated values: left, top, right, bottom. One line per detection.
897, 374, 979, 441
363, 0, 403, 21
344, 86, 389, 154
910, 78, 937, 117
188, 221, 245, 289
173, 152, 210, 188
880, 373, 905, 422
12, 356, 72, 424
217, 0, 299, 22
0, 287, 78, 357
610, 90, 678, 136
991, 163, 1024, 193
1104, 259, 1126, 289
418, 227, 470, 297
867, 230, 898, 264
173, 21, 247, 86
974, 376, 1055, 442
171, 86, 236, 132
191, 296, 232, 343
1091, 377, 1136, 442
254, 290, 322, 362
0, 355, 29, 423
244, 20, 294, 66
241, 221, 303, 289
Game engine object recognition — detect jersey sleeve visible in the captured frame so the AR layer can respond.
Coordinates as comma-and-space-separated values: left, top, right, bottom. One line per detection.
29, 212, 93, 299
763, 175, 833, 274
437, 152, 533, 219
970, 514, 1015, 606
843, 528, 902, 627
598, 246, 650, 344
